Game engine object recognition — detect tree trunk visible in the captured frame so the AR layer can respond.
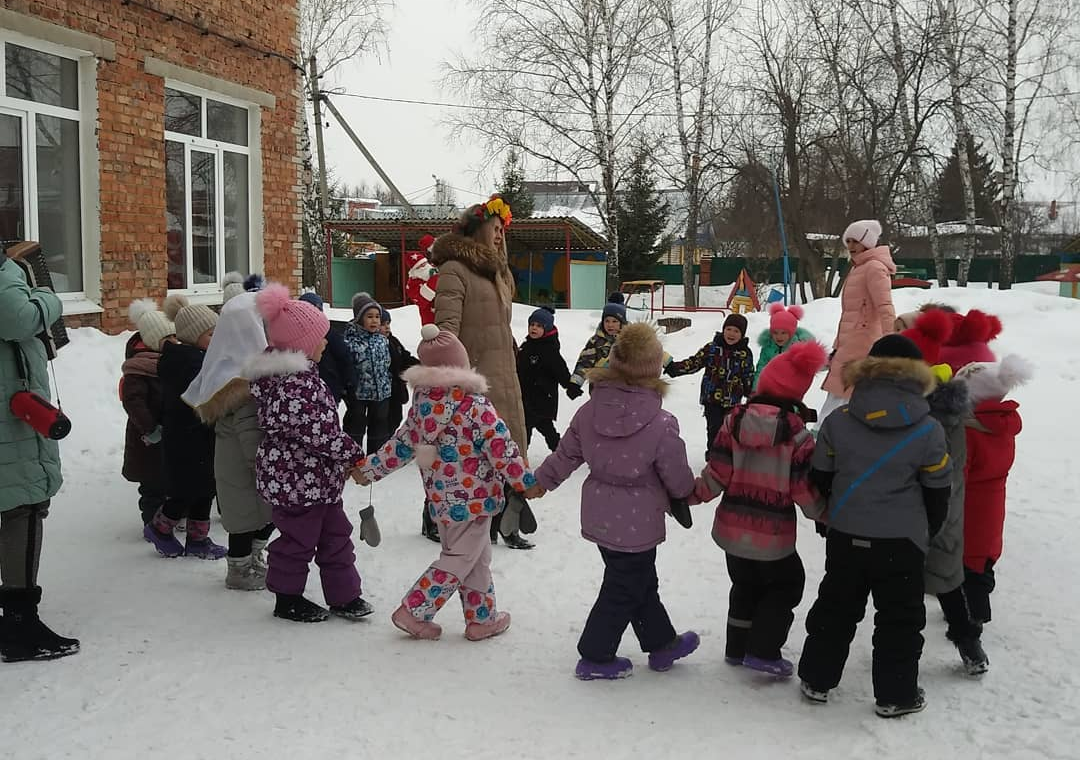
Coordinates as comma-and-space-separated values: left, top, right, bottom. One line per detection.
682, 200, 699, 309
998, 0, 1019, 290
955, 134, 978, 287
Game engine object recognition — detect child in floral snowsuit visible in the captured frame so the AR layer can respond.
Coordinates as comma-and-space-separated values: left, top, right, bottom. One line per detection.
358, 324, 536, 642
247, 284, 372, 624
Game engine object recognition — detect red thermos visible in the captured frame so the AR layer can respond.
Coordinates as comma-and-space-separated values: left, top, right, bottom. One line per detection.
10, 391, 71, 440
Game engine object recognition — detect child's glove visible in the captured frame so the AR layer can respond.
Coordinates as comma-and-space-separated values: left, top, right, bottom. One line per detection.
142, 426, 162, 446
566, 385, 583, 400
669, 497, 693, 529
500, 490, 538, 536
358, 506, 381, 547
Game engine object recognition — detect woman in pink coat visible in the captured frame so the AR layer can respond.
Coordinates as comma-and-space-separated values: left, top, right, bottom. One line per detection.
820, 220, 897, 420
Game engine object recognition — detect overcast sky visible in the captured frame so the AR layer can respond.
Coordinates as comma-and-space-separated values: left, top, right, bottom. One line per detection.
318, 1, 496, 205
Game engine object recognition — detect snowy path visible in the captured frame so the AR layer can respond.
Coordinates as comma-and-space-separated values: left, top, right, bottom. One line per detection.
3, 287, 1079, 759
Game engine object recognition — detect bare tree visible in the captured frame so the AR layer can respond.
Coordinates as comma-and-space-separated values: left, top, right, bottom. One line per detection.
652, 0, 736, 307
442, 0, 666, 278
298, 0, 391, 295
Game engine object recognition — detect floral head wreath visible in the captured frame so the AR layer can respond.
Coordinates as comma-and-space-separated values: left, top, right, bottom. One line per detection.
474, 194, 512, 228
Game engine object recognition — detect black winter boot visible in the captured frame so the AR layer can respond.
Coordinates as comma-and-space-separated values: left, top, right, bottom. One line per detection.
0, 587, 80, 663
329, 596, 374, 621
273, 594, 329, 623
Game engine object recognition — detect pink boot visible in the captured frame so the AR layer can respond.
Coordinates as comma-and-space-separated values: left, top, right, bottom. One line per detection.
391, 604, 442, 640
465, 611, 511, 641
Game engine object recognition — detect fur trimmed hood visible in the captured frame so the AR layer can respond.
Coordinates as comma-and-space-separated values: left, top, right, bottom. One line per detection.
429, 233, 515, 303
842, 355, 936, 396
243, 349, 314, 380
194, 378, 251, 424
586, 366, 669, 396
844, 356, 936, 430
402, 364, 489, 394
926, 377, 970, 427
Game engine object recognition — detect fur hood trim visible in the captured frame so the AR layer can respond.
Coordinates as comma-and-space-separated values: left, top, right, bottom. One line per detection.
244, 350, 313, 380
843, 356, 936, 395
403, 365, 489, 394
195, 378, 251, 424
429, 233, 515, 303
926, 377, 970, 421
586, 366, 669, 396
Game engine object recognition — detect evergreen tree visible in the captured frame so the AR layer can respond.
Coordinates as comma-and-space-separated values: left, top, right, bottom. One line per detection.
615, 145, 670, 280
934, 140, 1001, 225
496, 149, 535, 218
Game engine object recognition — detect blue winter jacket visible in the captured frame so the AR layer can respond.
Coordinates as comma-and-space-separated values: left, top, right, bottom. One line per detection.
342, 323, 391, 402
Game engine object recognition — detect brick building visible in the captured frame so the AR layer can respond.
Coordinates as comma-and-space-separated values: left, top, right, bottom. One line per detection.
0, 0, 303, 332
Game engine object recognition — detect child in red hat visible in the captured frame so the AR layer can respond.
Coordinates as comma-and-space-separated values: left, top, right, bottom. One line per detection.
690, 341, 827, 677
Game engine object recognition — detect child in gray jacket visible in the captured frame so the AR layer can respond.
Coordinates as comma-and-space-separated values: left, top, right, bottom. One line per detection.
798, 334, 952, 719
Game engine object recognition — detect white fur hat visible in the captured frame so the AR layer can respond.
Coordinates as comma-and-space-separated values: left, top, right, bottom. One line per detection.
842, 219, 882, 249
955, 354, 1033, 404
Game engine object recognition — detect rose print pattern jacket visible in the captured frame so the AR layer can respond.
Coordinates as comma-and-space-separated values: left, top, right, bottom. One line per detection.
246, 350, 362, 510
359, 365, 536, 525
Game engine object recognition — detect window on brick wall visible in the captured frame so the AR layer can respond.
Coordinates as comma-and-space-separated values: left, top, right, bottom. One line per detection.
164, 84, 253, 291
0, 35, 92, 295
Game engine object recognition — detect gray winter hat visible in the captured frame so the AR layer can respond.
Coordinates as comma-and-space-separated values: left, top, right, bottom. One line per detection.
351, 291, 382, 320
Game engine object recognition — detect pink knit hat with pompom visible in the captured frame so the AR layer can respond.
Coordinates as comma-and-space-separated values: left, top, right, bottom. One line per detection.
256, 283, 329, 358
756, 341, 828, 401
417, 323, 470, 369
769, 303, 804, 334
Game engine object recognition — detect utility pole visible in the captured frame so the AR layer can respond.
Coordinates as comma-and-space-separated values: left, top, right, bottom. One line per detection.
320, 94, 417, 218
308, 56, 331, 225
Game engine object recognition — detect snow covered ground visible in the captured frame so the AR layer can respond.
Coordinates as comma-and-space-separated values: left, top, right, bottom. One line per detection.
4, 286, 1079, 759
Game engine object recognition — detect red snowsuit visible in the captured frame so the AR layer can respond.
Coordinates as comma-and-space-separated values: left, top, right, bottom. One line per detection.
405, 253, 438, 325
963, 399, 1022, 573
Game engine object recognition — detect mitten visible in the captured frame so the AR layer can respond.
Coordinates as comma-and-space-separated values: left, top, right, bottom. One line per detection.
500, 491, 538, 537
142, 425, 163, 445
358, 506, 381, 547
669, 497, 693, 529
566, 384, 583, 401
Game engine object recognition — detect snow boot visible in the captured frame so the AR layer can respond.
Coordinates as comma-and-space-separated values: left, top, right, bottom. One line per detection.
724, 656, 744, 666
391, 604, 442, 640
875, 688, 926, 718
464, 610, 511, 641
250, 539, 269, 581
144, 511, 184, 557
500, 532, 535, 550
575, 656, 633, 680
0, 587, 80, 663
800, 681, 829, 704
742, 655, 794, 678
329, 596, 374, 621
647, 631, 700, 672
184, 520, 227, 560
274, 594, 329, 623
954, 636, 989, 675
225, 556, 265, 591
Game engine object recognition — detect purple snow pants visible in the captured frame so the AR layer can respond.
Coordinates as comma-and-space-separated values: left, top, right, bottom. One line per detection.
266, 499, 361, 606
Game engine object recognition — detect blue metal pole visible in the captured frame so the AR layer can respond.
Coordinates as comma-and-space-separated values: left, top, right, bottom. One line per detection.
771, 168, 792, 305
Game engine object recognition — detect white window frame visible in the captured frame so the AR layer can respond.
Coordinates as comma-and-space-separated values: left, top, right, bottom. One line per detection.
164, 80, 258, 299
0, 30, 101, 314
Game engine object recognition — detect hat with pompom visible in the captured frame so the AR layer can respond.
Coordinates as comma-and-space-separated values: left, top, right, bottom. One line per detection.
956, 354, 1032, 405
418, 234, 435, 253
608, 322, 664, 380
222, 271, 246, 303
417, 323, 470, 369
529, 306, 555, 333
602, 292, 627, 325
842, 219, 882, 250
769, 303, 804, 334
939, 309, 1002, 373
756, 341, 828, 402
297, 290, 324, 311
900, 309, 954, 367
351, 291, 382, 320
256, 283, 329, 358
163, 294, 218, 346
128, 298, 175, 352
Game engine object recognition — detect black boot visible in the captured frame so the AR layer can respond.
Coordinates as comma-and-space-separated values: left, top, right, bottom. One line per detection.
330, 596, 374, 620
0, 587, 80, 663
273, 594, 329, 623
954, 636, 989, 675
501, 532, 535, 550
421, 503, 441, 543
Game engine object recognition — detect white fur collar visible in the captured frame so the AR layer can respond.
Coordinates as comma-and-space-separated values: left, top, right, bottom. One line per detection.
244, 350, 313, 380
403, 365, 488, 393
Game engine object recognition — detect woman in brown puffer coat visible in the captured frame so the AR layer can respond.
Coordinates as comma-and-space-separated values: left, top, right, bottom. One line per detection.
430, 196, 536, 550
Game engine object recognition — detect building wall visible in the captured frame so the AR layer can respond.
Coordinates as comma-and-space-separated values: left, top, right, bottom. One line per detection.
4, 0, 303, 332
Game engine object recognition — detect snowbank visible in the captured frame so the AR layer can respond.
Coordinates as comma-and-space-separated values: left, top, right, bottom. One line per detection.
4, 287, 1079, 759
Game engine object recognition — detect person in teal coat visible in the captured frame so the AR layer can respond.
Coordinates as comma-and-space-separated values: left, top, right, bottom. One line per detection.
0, 251, 79, 663
753, 304, 814, 390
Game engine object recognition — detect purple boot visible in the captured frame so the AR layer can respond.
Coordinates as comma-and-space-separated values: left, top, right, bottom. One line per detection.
183, 520, 227, 560
742, 655, 794, 678
648, 631, 700, 672
575, 656, 633, 680
144, 511, 184, 558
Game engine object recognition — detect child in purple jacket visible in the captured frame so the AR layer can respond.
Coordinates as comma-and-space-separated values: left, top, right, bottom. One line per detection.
247, 284, 371, 624
535, 323, 699, 680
